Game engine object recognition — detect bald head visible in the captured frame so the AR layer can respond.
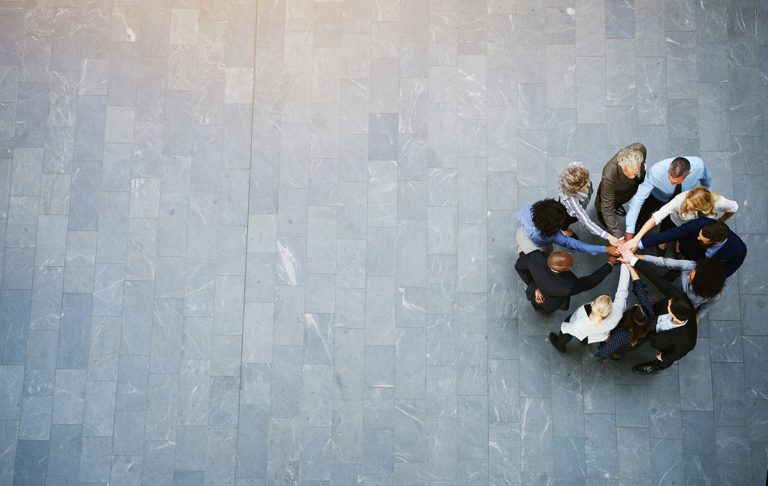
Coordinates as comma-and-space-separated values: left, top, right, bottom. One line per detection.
547, 251, 574, 272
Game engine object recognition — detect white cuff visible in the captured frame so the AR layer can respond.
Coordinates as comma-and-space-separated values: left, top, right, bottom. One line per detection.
630, 256, 638, 267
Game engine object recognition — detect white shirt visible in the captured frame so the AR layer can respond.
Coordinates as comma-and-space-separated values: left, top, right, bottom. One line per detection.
560, 265, 629, 343
656, 314, 684, 333
652, 191, 738, 227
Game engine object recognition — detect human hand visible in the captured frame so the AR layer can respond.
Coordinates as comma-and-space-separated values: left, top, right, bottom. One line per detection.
607, 234, 623, 246
624, 233, 634, 242
534, 288, 545, 304
608, 255, 619, 266
655, 352, 663, 361
605, 245, 620, 256
621, 237, 639, 252
618, 244, 635, 263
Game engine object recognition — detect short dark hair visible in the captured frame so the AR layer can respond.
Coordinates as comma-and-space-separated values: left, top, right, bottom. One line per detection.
691, 258, 726, 299
669, 295, 695, 322
669, 157, 691, 178
531, 199, 568, 237
701, 221, 730, 242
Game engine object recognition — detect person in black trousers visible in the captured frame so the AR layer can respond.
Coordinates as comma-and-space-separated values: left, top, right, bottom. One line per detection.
514, 250, 618, 315
629, 256, 697, 374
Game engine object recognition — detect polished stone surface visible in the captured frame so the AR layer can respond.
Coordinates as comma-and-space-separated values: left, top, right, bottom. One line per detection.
0, 0, 767, 484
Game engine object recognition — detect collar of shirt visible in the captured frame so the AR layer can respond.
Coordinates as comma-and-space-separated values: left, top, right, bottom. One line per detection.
705, 239, 727, 258
649, 158, 701, 200
656, 313, 686, 333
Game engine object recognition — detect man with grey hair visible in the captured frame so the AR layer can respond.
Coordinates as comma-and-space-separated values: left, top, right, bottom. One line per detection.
595, 143, 648, 238
623, 156, 712, 242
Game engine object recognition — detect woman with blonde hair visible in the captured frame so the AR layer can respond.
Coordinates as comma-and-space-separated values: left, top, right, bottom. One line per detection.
549, 264, 630, 353
558, 162, 623, 247
624, 187, 738, 252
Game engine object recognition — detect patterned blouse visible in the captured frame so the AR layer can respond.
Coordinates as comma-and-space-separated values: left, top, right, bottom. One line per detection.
559, 182, 610, 240
594, 280, 656, 361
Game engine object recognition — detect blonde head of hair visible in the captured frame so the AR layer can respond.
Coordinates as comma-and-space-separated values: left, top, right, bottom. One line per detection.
589, 295, 613, 322
559, 162, 591, 197
616, 147, 644, 170
681, 187, 718, 217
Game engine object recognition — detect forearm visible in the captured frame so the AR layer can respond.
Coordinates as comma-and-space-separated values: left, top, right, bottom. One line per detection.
718, 212, 735, 223
625, 183, 653, 233
553, 232, 606, 255
634, 217, 657, 241
639, 254, 695, 271
568, 198, 609, 239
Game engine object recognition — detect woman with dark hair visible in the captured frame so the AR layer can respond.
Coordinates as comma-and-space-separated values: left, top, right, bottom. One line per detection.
515, 199, 619, 256
594, 263, 656, 362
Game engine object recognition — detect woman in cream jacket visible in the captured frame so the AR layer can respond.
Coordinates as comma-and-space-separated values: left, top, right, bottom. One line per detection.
548, 264, 630, 353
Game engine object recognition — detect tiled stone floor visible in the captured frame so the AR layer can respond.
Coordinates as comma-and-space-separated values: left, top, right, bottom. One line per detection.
0, 0, 767, 484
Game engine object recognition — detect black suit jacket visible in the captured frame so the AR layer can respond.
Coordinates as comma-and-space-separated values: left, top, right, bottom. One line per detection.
640, 217, 747, 277
635, 259, 698, 368
514, 251, 614, 314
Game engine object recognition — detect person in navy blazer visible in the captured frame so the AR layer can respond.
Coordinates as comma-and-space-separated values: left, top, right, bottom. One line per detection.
634, 217, 746, 278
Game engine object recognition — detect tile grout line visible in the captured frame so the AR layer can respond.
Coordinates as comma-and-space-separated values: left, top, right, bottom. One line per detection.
233, 0, 262, 481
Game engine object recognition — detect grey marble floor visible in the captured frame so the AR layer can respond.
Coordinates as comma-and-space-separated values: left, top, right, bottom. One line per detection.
0, 0, 767, 484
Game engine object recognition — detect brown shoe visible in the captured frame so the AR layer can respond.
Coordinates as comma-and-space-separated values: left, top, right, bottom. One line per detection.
609, 352, 621, 361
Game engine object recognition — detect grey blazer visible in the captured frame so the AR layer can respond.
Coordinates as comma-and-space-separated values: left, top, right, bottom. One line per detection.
594, 143, 647, 237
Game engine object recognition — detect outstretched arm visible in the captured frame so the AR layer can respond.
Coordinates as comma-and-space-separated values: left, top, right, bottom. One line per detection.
551, 231, 606, 255
639, 221, 698, 250
625, 179, 655, 234
561, 195, 610, 240
571, 262, 614, 295
630, 278, 657, 322
636, 254, 696, 272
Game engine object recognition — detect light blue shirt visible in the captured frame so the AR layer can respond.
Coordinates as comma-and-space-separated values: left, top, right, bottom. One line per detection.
625, 156, 712, 233
705, 239, 727, 258
516, 205, 606, 255
656, 314, 682, 333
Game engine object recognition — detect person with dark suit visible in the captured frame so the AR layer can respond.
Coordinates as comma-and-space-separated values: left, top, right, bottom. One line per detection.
514, 250, 617, 315
595, 143, 647, 239
632, 217, 746, 278
629, 256, 698, 374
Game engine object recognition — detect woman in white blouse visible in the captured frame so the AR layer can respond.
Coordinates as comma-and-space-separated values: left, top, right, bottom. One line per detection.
549, 265, 630, 352
625, 187, 738, 252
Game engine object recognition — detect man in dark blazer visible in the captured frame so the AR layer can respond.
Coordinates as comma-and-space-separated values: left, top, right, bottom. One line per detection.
595, 143, 647, 239
514, 250, 617, 314
637, 218, 746, 277
631, 258, 697, 374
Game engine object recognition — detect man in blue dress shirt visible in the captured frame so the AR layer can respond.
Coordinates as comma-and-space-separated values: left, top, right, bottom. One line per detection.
623, 156, 712, 241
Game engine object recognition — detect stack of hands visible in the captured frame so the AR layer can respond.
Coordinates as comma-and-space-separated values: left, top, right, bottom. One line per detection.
603, 235, 642, 265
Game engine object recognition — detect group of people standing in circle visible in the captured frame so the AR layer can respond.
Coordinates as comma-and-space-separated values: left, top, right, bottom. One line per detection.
514, 143, 746, 375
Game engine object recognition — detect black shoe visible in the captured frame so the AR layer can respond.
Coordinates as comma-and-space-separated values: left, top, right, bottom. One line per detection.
549, 332, 566, 354
614, 206, 626, 216
632, 363, 654, 375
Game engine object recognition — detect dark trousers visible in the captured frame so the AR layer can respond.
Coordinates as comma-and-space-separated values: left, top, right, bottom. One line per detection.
636, 194, 675, 235
553, 331, 587, 348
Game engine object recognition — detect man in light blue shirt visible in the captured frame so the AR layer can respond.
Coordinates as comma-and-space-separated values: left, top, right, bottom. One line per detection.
624, 156, 712, 239
516, 200, 618, 256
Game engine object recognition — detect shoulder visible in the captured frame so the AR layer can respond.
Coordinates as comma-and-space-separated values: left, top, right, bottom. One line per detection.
601, 157, 619, 177
679, 216, 715, 232
649, 158, 672, 175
